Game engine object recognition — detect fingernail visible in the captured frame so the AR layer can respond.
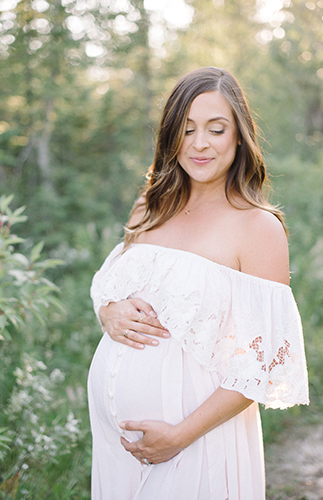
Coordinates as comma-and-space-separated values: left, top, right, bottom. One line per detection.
163, 332, 170, 338
119, 422, 125, 429
151, 340, 159, 346
138, 344, 145, 349
149, 311, 157, 318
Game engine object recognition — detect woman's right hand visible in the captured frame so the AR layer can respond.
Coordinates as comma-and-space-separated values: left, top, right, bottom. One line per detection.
99, 298, 170, 349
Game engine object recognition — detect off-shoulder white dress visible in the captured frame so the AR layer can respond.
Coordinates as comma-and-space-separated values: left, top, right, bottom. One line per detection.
88, 243, 309, 500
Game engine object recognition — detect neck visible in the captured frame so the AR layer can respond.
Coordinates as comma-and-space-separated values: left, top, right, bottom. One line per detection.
184, 189, 227, 216
188, 182, 226, 205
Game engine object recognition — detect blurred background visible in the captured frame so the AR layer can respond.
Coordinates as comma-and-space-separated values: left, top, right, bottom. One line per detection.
0, 0, 322, 498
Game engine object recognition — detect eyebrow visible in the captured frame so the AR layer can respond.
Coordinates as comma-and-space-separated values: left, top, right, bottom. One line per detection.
187, 117, 230, 123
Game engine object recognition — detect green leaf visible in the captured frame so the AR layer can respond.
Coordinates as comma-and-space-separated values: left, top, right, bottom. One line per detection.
12, 206, 26, 217
0, 316, 7, 330
7, 270, 29, 284
39, 278, 60, 291
10, 253, 29, 267
30, 241, 45, 263
2, 237, 25, 246
29, 308, 46, 326
0, 428, 11, 448
35, 298, 50, 308
0, 329, 12, 341
8, 313, 23, 326
33, 259, 65, 269
0, 195, 14, 212
9, 215, 28, 226
0, 215, 9, 225
48, 296, 66, 313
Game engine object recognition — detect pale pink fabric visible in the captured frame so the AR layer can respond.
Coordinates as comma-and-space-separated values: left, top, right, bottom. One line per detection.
88, 243, 309, 500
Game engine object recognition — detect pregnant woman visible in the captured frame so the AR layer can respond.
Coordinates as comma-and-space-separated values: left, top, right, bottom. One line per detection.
88, 67, 309, 500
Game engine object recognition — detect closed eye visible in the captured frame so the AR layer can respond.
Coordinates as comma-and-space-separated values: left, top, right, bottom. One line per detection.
210, 130, 225, 135
185, 130, 194, 135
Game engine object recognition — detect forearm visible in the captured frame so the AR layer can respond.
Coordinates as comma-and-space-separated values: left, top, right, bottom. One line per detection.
173, 387, 253, 449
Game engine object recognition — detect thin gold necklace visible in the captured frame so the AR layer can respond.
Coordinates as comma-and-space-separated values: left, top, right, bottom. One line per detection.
184, 194, 224, 215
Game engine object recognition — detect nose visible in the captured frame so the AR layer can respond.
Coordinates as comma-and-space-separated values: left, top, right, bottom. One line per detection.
192, 130, 209, 150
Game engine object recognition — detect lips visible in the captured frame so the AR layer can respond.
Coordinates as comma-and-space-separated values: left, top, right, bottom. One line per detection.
190, 157, 214, 165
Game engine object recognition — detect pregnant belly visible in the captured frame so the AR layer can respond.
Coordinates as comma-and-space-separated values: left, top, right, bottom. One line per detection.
115, 340, 169, 423
88, 333, 186, 439
88, 333, 219, 444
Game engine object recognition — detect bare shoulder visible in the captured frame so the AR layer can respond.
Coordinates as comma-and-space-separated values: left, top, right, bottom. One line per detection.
128, 195, 146, 227
238, 208, 290, 285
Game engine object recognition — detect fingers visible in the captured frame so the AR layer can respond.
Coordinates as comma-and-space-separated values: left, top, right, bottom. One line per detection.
129, 297, 158, 319
120, 437, 152, 465
120, 421, 146, 455
119, 328, 158, 348
113, 302, 170, 343
120, 436, 141, 453
128, 318, 170, 340
115, 327, 169, 348
115, 330, 146, 350
120, 426, 148, 457
120, 420, 146, 432
99, 299, 170, 348
129, 298, 169, 332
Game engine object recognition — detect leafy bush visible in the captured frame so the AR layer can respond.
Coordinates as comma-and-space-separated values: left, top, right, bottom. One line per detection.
0, 195, 64, 342
0, 196, 91, 499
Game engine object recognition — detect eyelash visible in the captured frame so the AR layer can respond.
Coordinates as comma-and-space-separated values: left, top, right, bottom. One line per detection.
185, 130, 225, 135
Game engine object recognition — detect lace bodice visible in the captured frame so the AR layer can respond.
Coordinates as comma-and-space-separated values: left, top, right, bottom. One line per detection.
90, 243, 309, 410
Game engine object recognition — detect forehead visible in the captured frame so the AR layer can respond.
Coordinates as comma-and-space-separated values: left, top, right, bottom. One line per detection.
187, 91, 234, 121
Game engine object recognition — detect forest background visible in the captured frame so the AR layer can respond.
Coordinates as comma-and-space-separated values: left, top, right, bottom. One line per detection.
0, 0, 323, 498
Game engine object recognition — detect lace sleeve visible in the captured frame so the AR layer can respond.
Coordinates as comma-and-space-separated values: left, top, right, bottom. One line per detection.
90, 242, 124, 325
219, 278, 309, 409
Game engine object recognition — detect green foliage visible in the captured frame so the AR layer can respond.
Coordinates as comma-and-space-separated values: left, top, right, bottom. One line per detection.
0, 429, 11, 462
268, 155, 323, 327
0, 197, 91, 498
0, 195, 64, 341
258, 0, 323, 158
5, 354, 82, 459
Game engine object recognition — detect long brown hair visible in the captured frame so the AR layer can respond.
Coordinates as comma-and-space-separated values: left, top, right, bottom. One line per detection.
124, 67, 286, 248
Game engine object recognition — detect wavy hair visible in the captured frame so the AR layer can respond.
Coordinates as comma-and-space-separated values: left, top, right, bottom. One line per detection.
124, 67, 286, 248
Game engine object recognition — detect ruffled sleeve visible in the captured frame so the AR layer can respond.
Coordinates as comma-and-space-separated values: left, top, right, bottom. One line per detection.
219, 275, 309, 409
90, 242, 124, 323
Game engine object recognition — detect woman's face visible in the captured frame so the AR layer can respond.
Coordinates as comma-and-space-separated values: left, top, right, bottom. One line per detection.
177, 91, 240, 189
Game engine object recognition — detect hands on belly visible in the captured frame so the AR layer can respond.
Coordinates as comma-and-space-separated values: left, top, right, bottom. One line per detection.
99, 298, 170, 349
119, 420, 183, 465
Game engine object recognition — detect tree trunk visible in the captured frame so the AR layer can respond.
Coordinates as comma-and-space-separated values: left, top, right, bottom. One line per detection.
37, 99, 54, 192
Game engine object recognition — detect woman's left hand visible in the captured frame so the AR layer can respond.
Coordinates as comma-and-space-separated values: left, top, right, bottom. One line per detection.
119, 420, 183, 465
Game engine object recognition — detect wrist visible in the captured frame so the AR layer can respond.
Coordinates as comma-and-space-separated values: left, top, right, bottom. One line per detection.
171, 420, 196, 451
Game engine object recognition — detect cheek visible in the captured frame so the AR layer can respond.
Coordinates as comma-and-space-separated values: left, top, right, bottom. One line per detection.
176, 140, 188, 162
178, 137, 189, 153
218, 133, 238, 154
